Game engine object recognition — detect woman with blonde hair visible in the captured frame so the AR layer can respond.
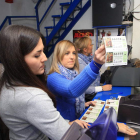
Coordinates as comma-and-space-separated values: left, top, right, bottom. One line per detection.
75, 36, 112, 101
49, 40, 79, 74
48, 40, 104, 121
47, 40, 138, 136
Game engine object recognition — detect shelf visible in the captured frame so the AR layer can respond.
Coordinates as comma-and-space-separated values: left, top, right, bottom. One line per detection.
93, 24, 132, 49
93, 24, 132, 29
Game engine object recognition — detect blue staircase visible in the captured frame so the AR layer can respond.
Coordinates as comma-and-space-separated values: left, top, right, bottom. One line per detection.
0, 0, 91, 58
45, 0, 91, 57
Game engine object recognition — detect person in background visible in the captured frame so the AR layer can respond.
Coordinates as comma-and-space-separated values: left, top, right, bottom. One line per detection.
74, 36, 112, 101
47, 40, 100, 121
118, 28, 125, 36
0, 25, 89, 140
47, 40, 138, 136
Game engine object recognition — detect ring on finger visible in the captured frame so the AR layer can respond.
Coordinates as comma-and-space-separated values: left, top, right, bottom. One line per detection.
128, 126, 131, 129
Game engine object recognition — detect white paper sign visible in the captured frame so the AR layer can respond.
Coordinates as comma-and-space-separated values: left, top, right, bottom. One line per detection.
103, 36, 128, 67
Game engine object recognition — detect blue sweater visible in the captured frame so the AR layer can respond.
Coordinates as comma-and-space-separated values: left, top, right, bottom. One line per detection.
47, 62, 100, 121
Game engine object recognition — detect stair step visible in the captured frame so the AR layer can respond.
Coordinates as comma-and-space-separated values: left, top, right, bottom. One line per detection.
52, 15, 73, 20
53, 36, 60, 39
47, 44, 54, 47
75, 6, 82, 11
52, 15, 62, 18
44, 26, 54, 29
60, 27, 66, 30
60, 2, 71, 6
67, 17, 74, 20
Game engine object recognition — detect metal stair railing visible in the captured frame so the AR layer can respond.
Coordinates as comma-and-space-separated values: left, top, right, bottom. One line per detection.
0, 16, 36, 30
46, 0, 82, 46
0, 0, 91, 59
35, 0, 56, 31
45, 0, 91, 57
0, 0, 56, 31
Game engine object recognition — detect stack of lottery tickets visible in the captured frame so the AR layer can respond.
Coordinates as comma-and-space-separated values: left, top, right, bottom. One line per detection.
80, 99, 120, 123
80, 100, 105, 123
104, 99, 119, 114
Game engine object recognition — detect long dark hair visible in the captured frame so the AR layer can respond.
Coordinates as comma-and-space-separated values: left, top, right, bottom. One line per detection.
0, 25, 56, 106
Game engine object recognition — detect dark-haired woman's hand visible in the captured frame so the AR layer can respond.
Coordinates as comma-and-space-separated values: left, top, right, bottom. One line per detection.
94, 45, 106, 65
69, 120, 90, 129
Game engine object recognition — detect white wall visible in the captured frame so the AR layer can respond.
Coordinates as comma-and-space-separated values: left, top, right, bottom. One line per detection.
11, 0, 36, 28
0, 1, 11, 28
0, 0, 37, 29
132, 0, 140, 59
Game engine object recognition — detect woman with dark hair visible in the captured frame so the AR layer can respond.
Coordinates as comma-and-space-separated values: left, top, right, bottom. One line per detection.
0, 25, 87, 140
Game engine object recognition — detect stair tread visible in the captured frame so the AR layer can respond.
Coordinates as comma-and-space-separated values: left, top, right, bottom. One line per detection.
68, 17, 73, 19
53, 36, 60, 38
52, 15, 62, 18
75, 7, 82, 10
60, 27, 66, 29
60, 2, 71, 6
44, 26, 54, 29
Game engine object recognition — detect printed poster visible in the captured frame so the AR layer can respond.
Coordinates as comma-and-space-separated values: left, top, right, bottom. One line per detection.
73, 29, 94, 44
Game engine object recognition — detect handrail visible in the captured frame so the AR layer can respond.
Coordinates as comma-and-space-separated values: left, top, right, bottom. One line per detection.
46, 0, 91, 57
46, 0, 82, 45
39, 0, 56, 24
8, 16, 36, 18
0, 16, 36, 30
35, 0, 56, 31
34, 0, 42, 9
0, 0, 55, 31
0, 17, 8, 30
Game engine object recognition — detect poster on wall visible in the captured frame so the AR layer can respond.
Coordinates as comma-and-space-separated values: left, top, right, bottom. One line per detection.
73, 29, 94, 44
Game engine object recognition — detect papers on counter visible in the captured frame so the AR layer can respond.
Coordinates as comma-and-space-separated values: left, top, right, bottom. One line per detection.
104, 99, 119, 114
80, 100, 105, 123
80, 99, 120, 123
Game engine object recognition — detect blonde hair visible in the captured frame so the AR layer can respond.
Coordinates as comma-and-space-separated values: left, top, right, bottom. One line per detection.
74, 36, 92, 53
49, 40, 79, 74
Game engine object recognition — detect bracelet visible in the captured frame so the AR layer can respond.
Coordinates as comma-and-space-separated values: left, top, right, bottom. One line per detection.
94, 62, 100, 69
